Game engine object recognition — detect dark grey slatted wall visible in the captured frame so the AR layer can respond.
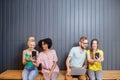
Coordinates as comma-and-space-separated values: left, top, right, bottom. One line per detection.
0, 0, 120, 73
0, 0, 2, 72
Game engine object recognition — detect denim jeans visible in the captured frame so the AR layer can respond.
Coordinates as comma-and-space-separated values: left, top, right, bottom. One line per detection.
88, 69, 102, 80
22, 66, 38, 80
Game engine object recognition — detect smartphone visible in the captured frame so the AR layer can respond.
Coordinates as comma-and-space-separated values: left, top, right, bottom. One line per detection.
95, 52, 99, 59
32, 51, 36, 57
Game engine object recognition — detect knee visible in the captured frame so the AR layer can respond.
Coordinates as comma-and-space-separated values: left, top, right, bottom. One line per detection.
89, 77, 95, 80
86, 75, 89, 80
79, 75, 87, 80
96, 77, 102, 80
22, 71, 28, 80
28, 73, 38, 80
22, 76, 28, 80
28, 76, 35, 80
65, 75, 73, 80
88, 75, 95, 80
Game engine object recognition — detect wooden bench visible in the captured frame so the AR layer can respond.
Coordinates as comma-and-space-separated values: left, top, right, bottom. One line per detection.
0, 70, 120, 80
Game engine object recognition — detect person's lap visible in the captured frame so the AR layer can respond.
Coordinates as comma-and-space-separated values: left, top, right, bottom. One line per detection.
65, 74, 88, 80
43, 72, 59, 80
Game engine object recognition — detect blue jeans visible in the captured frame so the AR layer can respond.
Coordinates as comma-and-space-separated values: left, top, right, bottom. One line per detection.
88, 69, 102, 80
22, 66, 38, 80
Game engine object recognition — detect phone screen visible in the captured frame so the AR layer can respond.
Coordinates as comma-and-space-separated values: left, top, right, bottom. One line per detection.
95, 52, 99, 59
32, 51, 36, 57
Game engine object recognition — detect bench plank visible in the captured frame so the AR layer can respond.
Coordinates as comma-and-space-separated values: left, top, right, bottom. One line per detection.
0, 70, 120, 80
0, 70, 22, 79
103, 70, 120, 80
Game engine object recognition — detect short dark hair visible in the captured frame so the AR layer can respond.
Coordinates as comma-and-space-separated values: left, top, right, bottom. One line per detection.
79, 36, 87, 42
38, 38, 52, 49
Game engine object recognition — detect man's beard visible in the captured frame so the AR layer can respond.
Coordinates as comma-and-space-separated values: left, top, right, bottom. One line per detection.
80, 45, 85, 49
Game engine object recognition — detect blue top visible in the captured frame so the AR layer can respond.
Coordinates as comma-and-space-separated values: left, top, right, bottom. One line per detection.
69, 46, 86, 68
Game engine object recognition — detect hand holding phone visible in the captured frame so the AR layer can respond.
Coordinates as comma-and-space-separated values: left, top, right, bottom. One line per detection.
32, 51, 37, 62
32, 51, 36, 57
95, 52, 99, 59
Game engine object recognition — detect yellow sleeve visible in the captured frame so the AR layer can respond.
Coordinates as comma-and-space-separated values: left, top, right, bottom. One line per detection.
99, 50, 104, 56
87, 50, 90, 55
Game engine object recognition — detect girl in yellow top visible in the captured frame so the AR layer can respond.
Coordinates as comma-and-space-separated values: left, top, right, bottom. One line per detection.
87, 39, 104, 80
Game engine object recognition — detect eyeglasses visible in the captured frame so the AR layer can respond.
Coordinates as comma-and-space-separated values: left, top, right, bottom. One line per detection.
81, 42, 89, 44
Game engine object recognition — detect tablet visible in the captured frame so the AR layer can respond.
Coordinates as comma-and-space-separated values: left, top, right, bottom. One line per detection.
70, 68, 87, 75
